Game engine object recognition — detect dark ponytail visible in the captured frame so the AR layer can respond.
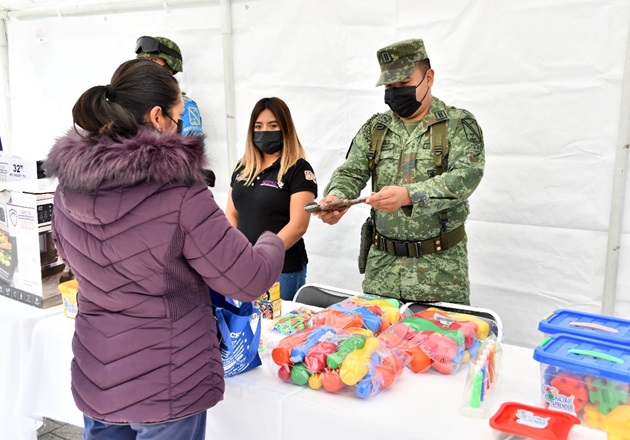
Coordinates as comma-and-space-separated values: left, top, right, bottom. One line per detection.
72, 58, 180, 141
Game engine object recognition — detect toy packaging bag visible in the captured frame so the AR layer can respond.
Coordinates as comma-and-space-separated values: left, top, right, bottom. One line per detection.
269, 326, 407, 399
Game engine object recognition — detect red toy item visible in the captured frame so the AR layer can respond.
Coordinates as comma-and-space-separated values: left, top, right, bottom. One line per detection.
550, 373, 588, 413
304, 341, 338, 373
321, 369, 345, 392
309, 309, 364, 330
490, 402, 580, 440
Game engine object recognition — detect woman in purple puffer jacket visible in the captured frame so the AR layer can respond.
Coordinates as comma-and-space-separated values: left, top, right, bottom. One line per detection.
45, 59, 284, 440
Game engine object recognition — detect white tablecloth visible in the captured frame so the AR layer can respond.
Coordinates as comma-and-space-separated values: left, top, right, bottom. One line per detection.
0, 295, 63, 440
9, 300, 606, 440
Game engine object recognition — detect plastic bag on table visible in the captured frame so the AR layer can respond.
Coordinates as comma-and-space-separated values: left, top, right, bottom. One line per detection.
378, 315, 466, 375
268, 326, 407, 399
460, 336, 502, 418
307, 294, 402, 335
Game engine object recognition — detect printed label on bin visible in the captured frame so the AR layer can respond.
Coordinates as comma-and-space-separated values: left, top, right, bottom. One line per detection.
516, 409, 550, 429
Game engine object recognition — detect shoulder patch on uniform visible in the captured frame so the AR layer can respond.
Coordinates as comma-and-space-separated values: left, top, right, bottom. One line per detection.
304, 170, 317, 184
434, 110, 447, 121
462, 118, 482, 143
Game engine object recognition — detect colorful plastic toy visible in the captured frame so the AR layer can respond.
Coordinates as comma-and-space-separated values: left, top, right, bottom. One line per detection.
601, 405, 630, 440
550, 373, 588, 413
340, 337, 380, 386
586, 376, 630, 415
326, 335, 366, 369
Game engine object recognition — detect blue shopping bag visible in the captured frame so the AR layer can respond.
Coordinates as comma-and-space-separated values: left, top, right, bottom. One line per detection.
210, 289, 262, 377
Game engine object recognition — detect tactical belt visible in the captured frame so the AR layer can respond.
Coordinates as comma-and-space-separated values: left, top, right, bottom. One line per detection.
373, 224, 465, 258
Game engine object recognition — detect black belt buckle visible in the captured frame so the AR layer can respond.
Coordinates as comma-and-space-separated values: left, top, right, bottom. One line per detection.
393, 240, 409, 257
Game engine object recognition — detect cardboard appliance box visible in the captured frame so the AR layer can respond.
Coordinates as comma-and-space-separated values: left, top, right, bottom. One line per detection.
0, 178, 65, 308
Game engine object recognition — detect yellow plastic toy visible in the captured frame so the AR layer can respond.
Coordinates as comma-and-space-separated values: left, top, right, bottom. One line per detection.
340, 337, 379, 386
601, 405, 630, 440
584, 403, 606, 429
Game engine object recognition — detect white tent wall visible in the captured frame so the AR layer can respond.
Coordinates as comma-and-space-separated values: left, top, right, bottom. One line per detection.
1, 0, 629, 348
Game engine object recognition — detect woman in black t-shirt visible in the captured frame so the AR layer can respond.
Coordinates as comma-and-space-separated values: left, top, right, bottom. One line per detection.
226, 97, 318, 301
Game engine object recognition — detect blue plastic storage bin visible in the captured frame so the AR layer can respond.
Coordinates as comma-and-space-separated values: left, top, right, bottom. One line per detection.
539, 309, 630, 346
533, 333, 630, 433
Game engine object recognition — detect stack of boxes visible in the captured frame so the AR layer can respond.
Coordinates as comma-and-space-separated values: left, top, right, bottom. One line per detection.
533, 309, 630, 437
0, 178, 66, 308
256, 281, 281, 319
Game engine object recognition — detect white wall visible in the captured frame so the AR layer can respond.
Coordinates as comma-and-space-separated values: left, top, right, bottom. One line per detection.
3, 0, 630, 347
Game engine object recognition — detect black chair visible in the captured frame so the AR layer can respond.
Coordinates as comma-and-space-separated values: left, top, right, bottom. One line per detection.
293, 283, 359, 308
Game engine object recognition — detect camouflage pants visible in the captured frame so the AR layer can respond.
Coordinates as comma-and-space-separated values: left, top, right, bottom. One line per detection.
361, 238, 470, 304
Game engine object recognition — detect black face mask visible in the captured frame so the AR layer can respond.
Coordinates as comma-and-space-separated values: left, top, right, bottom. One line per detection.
253, 131, 283, 154
165, 111, 184, 135
175, 118, 183, 135
384, 72, 429, 118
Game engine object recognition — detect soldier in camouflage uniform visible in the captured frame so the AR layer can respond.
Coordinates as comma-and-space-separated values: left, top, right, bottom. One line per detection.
135, 36, 204, 136
318, 38, 484, 304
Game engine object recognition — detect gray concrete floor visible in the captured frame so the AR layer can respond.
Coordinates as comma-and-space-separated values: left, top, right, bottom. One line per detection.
37, 418, 83, 440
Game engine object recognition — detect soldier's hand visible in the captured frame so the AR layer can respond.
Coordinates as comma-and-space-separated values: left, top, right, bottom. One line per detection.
366, 186, 412, 212
315, 195, 347, 225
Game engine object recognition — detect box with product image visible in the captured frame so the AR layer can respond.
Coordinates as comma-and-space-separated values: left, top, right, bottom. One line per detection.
256, 282, 281, 319
533, 333, 630, 434
0, 178, 66, 308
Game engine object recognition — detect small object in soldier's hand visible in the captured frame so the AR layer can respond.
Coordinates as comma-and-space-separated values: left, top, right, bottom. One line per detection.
304, 196, 368, 213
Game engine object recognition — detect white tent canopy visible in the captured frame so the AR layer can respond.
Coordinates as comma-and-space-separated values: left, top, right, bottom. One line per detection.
1, 0, 628, 348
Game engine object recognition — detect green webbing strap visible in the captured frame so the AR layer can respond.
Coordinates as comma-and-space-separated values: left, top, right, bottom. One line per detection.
368, 122, 387, 192
431, 120, 448, 176
369, 121, 388, 222
431, 120, 449, 233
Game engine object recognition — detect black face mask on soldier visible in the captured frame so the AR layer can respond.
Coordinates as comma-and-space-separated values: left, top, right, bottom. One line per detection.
253, 131, 283, 154
384, 72, 429, 118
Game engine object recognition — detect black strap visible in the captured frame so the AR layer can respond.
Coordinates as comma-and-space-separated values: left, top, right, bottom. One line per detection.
373, 224, 466, 258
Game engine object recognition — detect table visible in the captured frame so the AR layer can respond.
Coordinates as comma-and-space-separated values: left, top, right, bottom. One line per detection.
0, 295, 63, 440
11, 301, 606, 440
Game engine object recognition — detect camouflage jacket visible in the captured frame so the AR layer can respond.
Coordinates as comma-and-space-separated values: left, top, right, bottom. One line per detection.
324, 96, 484, 303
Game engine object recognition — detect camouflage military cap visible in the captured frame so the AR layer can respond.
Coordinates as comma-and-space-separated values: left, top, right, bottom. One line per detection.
375, 38, 428, 86
135, 36, 183, 74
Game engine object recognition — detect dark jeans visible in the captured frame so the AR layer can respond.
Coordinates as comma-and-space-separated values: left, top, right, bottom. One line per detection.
277, 266, 307, 301
83, 411, 206, 440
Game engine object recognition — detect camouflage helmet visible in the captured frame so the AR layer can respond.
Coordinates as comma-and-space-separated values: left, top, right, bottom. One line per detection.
135, 36, 183, 74
375, 38, 428, 86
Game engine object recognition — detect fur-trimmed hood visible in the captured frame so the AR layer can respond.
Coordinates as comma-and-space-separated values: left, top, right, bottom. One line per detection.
45, 126, 208, 193
45, 127, 209, 225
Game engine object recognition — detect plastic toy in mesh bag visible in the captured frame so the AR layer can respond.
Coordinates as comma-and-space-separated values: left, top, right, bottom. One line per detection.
378, 314, 467, 375
411, 309, 485, 364
270, 325, 407, 399
308, 294, 402, 335
268, 306, 316, 335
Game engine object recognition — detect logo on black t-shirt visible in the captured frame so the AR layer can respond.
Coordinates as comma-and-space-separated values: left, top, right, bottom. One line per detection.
260, 179, 280, 189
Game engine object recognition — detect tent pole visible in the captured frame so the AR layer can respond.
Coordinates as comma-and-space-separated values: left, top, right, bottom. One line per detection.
0, 15, 11, 154
220, 0, 237, 172
602, 29, 630, 316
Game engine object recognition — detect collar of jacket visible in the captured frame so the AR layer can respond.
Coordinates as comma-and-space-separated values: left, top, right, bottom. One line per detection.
45, 126, 208, 193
